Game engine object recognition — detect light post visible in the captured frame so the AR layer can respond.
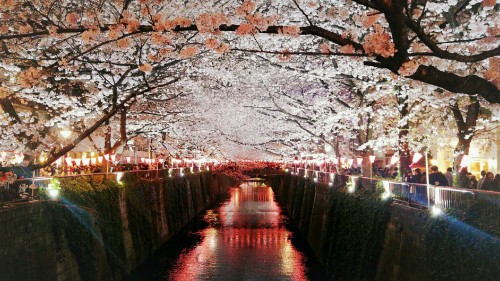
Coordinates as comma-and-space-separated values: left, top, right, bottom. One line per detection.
59, 129, 72, 175
369, 155, 376, 181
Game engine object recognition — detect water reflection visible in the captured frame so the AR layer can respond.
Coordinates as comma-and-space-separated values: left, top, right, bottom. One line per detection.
130, 181, 326, 280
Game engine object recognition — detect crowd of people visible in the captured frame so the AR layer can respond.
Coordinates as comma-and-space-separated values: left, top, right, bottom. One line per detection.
403, 166, 500, 191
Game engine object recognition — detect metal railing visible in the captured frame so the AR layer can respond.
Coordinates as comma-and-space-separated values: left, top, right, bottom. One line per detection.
288, 168, 500, 213
0, 167, 206, 206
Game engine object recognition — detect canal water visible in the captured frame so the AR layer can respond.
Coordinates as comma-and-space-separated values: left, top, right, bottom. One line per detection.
127, 181, 328, 281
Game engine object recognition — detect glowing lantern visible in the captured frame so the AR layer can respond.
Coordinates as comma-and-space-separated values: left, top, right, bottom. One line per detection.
412, 152, 423, 163
369, 155, 376, 163
65, 157, 73, 165
74, 158, 82, 166
390, 156, 399, 165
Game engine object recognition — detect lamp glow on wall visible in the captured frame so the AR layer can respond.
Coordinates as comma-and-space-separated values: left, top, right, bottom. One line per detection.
390, 156, 399, 165
460, 155, 470, 167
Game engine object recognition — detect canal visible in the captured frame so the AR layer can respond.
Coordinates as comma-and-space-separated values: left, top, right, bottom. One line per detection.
126, 181, 328, 280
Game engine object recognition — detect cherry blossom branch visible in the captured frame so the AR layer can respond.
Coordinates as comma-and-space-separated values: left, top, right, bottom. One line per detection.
404, 10, 500, 63
292, 0, 314, 26
28, 77, 180, 170
231, 48, 368, 57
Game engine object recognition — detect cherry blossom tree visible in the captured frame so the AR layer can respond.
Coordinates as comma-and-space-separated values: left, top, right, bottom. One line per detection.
0, 0, 498, 168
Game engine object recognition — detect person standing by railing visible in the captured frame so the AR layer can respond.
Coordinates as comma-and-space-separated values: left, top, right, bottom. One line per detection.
428, 165, 448, 186
477, 171, 487, 190
457, 167, 470, 189
481, 172, 496, 191
445, 167, 453, 187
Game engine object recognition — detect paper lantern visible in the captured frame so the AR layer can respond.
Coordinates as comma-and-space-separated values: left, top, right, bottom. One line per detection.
390, 156, 399, 165
412, 153, 423, 163
369, 155, 376, 163
65, 157, 73, 165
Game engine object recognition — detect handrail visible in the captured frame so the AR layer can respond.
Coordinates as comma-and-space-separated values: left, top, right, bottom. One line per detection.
0, 167, 203, 205
286, 167, 500, 213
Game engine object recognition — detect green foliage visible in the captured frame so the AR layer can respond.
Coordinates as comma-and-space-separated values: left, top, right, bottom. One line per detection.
322, 184, 391, 281
121, 174, 159, 262
49, 176, 126, 281
423, 196, 500, 281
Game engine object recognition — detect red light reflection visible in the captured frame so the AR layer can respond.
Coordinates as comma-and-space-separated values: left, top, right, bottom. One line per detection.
167, 183, 309, 280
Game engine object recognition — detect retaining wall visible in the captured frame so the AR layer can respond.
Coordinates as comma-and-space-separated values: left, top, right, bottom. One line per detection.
0, 172, 234, 281
269, 174, 500, 281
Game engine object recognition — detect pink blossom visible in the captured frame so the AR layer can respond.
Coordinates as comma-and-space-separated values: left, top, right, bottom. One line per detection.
279, 26, 301, 37
138, 63, 153, 73
398, 60, 419, 76
319, 43, 331, 54
215, 43, 230, 53
66, 12, 79, 26
204, 38, 220, 49
363, 32, 396, 58
339, 44, 355, 54
235, 0, 256, 16
196, 13, 229, 33
236, 23, 255, 36
180, 46, 198, 59
482, 0, 496, 7
278, 49, 291, 62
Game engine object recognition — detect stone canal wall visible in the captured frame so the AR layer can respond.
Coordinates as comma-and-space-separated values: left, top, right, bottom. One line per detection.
0, 172, 234, 281
269, 174, 500, 281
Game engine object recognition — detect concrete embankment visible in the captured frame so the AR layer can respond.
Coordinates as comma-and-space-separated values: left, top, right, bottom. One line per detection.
0, 172, 234, 281
268, 174, 500, 281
